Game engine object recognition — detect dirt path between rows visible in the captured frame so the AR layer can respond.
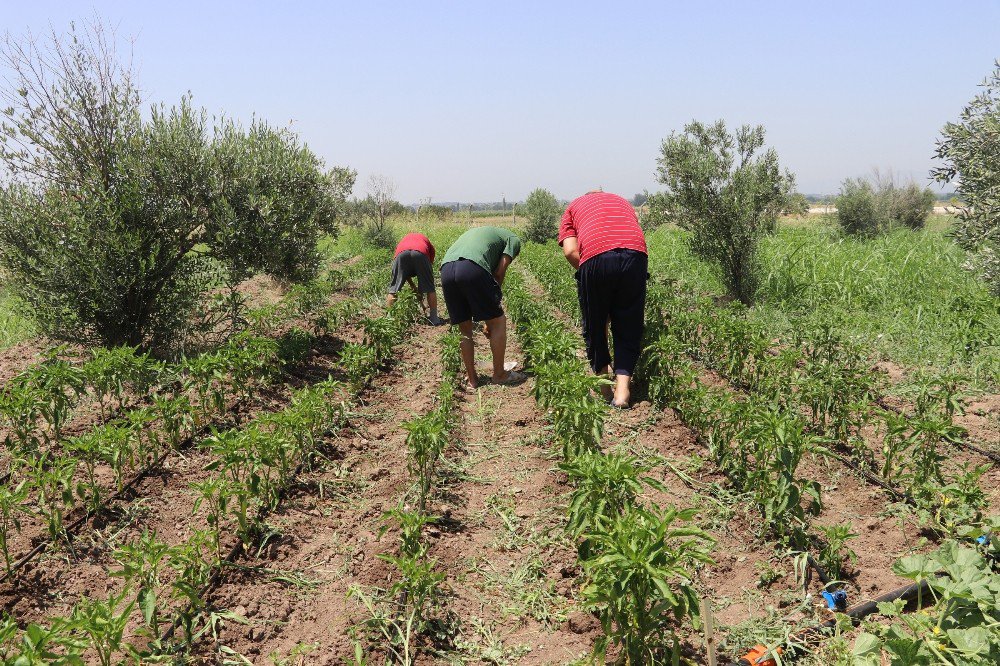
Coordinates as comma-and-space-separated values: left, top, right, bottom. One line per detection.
424, 330, 598, 663
196, 321, 447, 664
517, 266, 945, 661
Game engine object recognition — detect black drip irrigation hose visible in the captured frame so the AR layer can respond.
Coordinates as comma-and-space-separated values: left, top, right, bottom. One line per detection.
158, 318, 424, 650
0, 399, 249, 585
724, 577, 934, 666
824, 449, 910, 504
804, 554, 830, 587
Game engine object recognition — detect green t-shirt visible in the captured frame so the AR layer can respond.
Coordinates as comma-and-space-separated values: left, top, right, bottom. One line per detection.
441, 226, 522, 274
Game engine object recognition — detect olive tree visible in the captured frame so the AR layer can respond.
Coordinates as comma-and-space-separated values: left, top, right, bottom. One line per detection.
836, 170, 935, 236
0, 22, 350, 352
359, 174, 399, 249
523, 188, 562, 242
783, 192, 811, 217
933, 60, 1000, 295
209, 119, 355, 330
650, 120, 793, 305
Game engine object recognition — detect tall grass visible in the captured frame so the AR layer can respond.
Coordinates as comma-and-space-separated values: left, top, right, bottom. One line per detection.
0, 289, 36, 349
647, 218, 1000, 390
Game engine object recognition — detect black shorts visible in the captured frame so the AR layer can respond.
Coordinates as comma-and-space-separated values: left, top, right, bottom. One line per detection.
387, 250, 434, 294
440, 259, 503, 324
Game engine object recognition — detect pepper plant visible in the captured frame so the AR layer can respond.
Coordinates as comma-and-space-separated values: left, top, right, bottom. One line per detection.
561, 451, 666, 557
111, 530, 173, 636
0, 478, 29, 574
582, 505, 713, 664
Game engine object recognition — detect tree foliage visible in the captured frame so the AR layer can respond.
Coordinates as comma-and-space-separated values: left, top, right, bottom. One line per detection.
835, 171, 935, 236
0, 23, 351, 352
934, 60, 1000, 295
417, 204, 453, 221
650, 120, 793, 305
212, 121, 354, 285
523, 188, 562, 243
359, 174, 399, 250
783, 192, 810, 217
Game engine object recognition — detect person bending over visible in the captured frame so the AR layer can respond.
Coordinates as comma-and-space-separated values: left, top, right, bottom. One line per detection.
559, 189, 648, 408
387, 232, 445, 325
440, 226, 526, 388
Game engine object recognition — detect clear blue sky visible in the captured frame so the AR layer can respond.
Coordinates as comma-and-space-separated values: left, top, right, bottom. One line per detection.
5, 1, 999, 202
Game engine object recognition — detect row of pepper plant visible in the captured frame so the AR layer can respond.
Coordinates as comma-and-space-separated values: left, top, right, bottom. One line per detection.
526, 240, 986, 557
504, 268, 712, 665
0, 250, 415, 663
0, 249, 389, 578
0, 251, 377, 648
524, 243, 1000, 662
0, 272, 421, 663
640, 281, 988, 536
348, 328, 462, 665
522, 246, 833, 571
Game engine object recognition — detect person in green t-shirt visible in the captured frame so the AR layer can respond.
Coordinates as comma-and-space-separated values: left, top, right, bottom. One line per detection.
440, 226, 526, 388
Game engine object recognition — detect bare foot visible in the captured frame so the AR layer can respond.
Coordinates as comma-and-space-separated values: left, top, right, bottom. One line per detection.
612, 388, 631, 408
493, 370, 526, 386
600, 383, 614, 403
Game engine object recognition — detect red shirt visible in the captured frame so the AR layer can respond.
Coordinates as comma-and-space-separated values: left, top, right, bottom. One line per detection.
394, 233, 435, 262
559, 192, 647, 266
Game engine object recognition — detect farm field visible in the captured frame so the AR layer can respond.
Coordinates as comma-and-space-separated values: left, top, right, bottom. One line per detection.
0, 216, 996, 665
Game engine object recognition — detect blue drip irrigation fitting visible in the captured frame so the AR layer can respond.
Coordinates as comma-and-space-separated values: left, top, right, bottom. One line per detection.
821, 589, 848, 611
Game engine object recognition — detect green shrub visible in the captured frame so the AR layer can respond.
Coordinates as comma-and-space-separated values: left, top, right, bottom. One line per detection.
362, 219, 398, 250
650, 120, 794, 305
892, 182, 936, 230
783, 192, 811, 216
935, 61, 1000, 295
523, 188, 562, 243
0, 25, 351, 353
836, 172, 935, 235
835, 178, 884, 236
358, 175, 399, 250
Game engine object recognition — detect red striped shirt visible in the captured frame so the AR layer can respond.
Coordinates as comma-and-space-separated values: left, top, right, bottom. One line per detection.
394, 233, 435, 263
558, 192, 647, 266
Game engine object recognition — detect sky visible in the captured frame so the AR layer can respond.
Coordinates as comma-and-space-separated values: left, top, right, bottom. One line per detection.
4, 1, 999, 203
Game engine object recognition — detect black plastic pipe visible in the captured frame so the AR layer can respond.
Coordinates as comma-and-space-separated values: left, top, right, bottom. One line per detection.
725, 577, 934, 665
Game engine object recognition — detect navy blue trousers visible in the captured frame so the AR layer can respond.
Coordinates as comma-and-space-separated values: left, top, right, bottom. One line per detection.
576, 249, 648, 376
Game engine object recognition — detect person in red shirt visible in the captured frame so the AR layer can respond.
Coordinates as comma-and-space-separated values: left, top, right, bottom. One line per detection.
559, 189, 648, 408
387, 232, 444, 325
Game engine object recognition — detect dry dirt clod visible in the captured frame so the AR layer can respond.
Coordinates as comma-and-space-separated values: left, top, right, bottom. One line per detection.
567, 611, 600, 634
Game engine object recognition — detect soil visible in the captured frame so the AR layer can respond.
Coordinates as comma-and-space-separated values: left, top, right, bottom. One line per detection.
192, 322, 446, 664
0, 251, 994, 664
517, 269, 964, 661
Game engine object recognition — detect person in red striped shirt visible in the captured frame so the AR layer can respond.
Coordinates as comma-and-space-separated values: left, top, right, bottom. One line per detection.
559, 189, 648, 408
387, 232, 445, 325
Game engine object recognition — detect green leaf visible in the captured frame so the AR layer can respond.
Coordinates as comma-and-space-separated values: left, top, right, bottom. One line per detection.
139, 588, 156, 625
852, 633, 882, 665
892, 554, 935, 580
946, 627, 990, 656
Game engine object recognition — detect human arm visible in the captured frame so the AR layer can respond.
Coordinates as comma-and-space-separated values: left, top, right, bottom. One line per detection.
560, 236, 580, 269
493, 254, 513, 285
557, 205, 579, 268
406, 277, 427, 310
